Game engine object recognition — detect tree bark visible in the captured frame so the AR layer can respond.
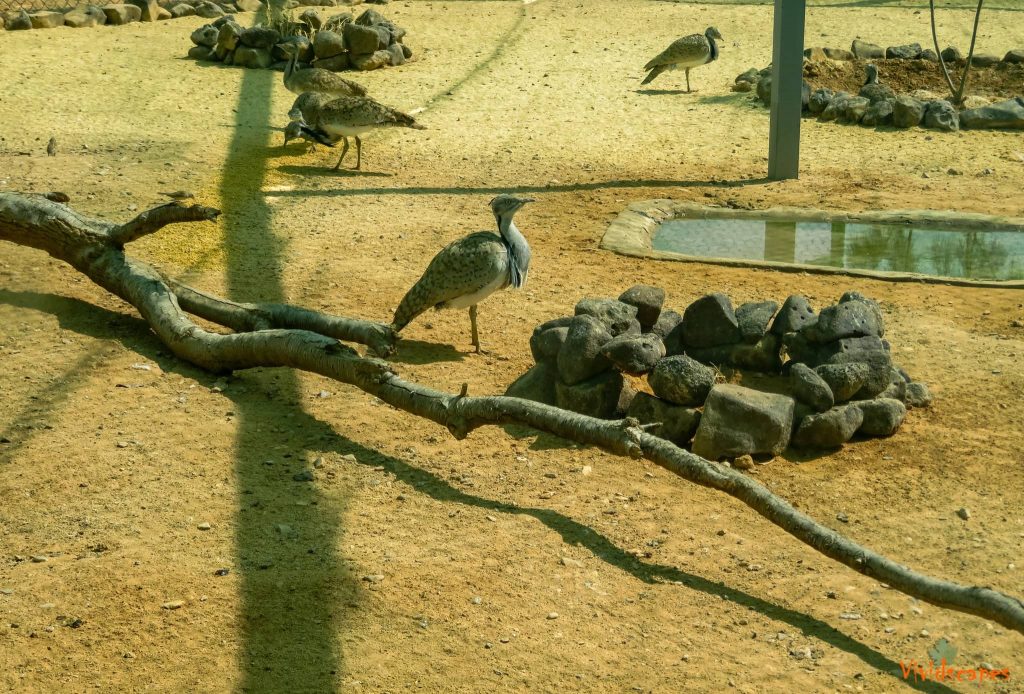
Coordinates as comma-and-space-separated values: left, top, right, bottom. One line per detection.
2, 192, 1023, 637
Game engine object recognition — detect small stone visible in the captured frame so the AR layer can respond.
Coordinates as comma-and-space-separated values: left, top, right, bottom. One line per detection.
362, 574, 384, 583
560, 556, 583, 568
732, 455, 754, 471
956, 507, 971, 520
840, 613, 862, 620
470, 596, 482, 605
214, 568, 230, 576
116, 441, 129, 448
836, 512, 849, 523
580, 465, 592, 475
293, 470, 314, 482
546, 612, 559, 620
30, 555, 47, 563
197, 522, 212, 531
161, 600, 185, 610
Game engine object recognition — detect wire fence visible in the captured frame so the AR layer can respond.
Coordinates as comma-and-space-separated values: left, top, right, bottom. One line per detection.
2, 0, 80, 13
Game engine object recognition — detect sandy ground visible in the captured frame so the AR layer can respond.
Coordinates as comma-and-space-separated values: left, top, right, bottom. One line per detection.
2, 1, 1024, 692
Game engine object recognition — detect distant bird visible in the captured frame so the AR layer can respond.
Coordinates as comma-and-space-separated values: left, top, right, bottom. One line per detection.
641, 26, 723, 92
46, 137, 56, 156
286, 95, 425, 170
864, 63, 879, 86
391, 195, 534, 353
859, 63, 895, 103
279, 42, 367, 99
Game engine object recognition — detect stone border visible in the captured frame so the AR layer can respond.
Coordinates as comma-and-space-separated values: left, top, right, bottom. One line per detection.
600, 201, 1024, 289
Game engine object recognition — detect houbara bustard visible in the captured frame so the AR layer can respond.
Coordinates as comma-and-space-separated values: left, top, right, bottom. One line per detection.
280, 42, 367, 98
391, 195, 535, 353
284, 94, 425, 170
641, 26, 723, 92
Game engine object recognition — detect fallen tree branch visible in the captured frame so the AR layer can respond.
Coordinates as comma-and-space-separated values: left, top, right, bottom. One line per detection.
2, 191, 1022, 637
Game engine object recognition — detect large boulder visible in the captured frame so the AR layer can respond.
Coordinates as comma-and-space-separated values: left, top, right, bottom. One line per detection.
5, 10, 32, 30
803, 299, 883, 344
504, 362, 558, 406
820, 92, 851, 122
313, 29, 346, 59
756, 73, 772, 106
855, 398, 906, 437
651, 309, 682, 340
688, 333, 782, 373
840, 96, 871, 124
861, 99, 894, 127
600, 333, 665, 376
351, 50, 391, 71
770, 295, 817, 335
814, 362, 870, 403
555, 371, 635, 419
240, 26, 281, 50
275, 35, 313, 63
188, 45, 216, 61
816, 337, 892, 399
808, 88, 834, 115
682, 293, 740, 348
860, 82, 895, 104
627, 393, 701, 445
970, 54, 1001, 67
195, 2, 225, 19
904, 382, 933, 408
790, 363, 834, 413
792, 404, 864, 449
216, 21, 243, 53
1004, 49, 1024, 64
344, 21, 381, 55
530, 317, 572, 364
924, 100, 959, 132
235, 0, 264, 11
102, 4, 142, 24
170, 3, 197, 18
618, 285, 665, 331
692, 385, 795, 460
313, 53, 351, 71
127, 0, 160, 21
64, 5, 107, 27
824, 47, 854, 61
234, 46, 274, 69
574, 298, 639, 336
736, 301, 778, 344
647, 355, 715, 406
960, 98, 1024, 130
557, 315, 612, 385
940, 46, 964, 63
29, 10, 64, 28
886, 43, 922, 60
893, 95, 926, 128
851, 40, 884, 60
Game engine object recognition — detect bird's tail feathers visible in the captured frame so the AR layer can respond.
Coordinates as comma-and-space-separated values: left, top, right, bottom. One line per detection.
641, 65, 666, 85
298, 123, 337, 147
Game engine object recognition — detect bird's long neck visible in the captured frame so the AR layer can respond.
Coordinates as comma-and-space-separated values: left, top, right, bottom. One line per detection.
706, 32, 719, 63
498, 214, 531, 288
285, 49, 297, 82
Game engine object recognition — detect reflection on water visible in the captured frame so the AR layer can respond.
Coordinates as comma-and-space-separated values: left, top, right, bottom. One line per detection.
654, 218, 1024, 281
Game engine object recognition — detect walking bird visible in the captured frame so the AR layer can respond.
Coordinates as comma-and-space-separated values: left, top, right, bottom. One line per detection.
391, 195, 535, 353
284, 95, 425, 170
280, 43, 367, 99
641, 26, 723, 92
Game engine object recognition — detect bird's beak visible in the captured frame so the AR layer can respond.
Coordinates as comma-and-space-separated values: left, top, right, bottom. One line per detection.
519, 197, 536, 205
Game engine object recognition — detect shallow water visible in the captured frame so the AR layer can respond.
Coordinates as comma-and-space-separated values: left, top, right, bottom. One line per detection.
654, 218, 1024, 281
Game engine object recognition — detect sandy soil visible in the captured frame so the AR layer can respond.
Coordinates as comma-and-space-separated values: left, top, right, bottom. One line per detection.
2, 1, 1023, 692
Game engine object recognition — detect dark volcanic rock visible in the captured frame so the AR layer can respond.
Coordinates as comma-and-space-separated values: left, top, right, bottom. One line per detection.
651, 309, 682, 340
924, 99, 959, 132
692, 385, 795, 459
960, 98, 1024, 130
904, 382, 933, 408
804, 300, 884, 344
557, 315, 612, 385
893, 95, 926, 128
618, 285, 665, 331
770, 295, 817, 335
648, 355, 715, 406
626, 393, 701, 445
851, 40, 884, 60
855, 398, 906, 437
530, 325, 569, 364
682, 293, 740, 348
792, 404, 864, 449
862, 99, 894, 127
574, 298, 639, 336
886, 43, 922, 60
736, 301, 778, 344
555, 370, 635, 419
600, 333, 666, 376
808, 88, 835, 115
790, 363, 835, 412
505, 362, 557, 406
814, 363, 870, 403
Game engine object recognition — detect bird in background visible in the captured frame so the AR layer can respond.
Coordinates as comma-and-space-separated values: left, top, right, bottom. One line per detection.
279, 42, 367, 99
284, 95, 425, 170
391, 195, 535, 353
641, 26, 723, 93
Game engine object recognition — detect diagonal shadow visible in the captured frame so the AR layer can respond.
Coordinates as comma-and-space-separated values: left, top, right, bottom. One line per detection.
2, 288, 958, 692
216, 5, 353, 690
265, 177, 772, 199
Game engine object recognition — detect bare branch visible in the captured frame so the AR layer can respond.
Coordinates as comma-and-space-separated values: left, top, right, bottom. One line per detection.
929, 0, 959, 100
108, 202, 221, 246
955, 0, 986, 106
2, 190, 1023, 638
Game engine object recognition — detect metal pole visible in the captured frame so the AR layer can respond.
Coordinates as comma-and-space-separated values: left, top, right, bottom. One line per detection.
767, 0, 806, 180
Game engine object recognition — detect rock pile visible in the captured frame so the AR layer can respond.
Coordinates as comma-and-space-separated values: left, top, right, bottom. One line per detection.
735, 38, 1024, 131
506, 286, 932, 462
187, 7, 412, 72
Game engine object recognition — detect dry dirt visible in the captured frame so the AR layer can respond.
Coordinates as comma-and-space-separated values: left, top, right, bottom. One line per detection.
803, 59, 1024, 102
2, 1, 1024, 692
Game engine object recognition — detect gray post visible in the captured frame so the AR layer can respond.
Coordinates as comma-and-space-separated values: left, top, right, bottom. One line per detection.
767, 0, 806, 180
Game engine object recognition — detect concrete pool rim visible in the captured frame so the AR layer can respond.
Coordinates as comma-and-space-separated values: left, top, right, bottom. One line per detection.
600, 200, 1024, 289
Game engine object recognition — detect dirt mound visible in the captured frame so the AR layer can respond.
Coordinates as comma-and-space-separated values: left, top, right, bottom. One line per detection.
803, 58, 1024, 101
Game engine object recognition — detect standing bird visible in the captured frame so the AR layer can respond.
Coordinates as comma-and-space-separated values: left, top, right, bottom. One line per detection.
286, 95, 425, 170
641, 26, 723, 93
46, 137, 56, 157
280, 43, 367, 99
283, 91, 336, 153
391, 195, 534, 353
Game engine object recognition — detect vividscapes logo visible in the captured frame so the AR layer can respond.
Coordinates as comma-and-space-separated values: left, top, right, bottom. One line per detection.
899, 639, 1010, 684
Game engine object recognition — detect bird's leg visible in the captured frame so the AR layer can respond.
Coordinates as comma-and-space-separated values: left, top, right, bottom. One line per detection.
333, 138, 350, 170
685, 69, 692, 93
355, 136, 362, 170
469, 305, 481, 353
